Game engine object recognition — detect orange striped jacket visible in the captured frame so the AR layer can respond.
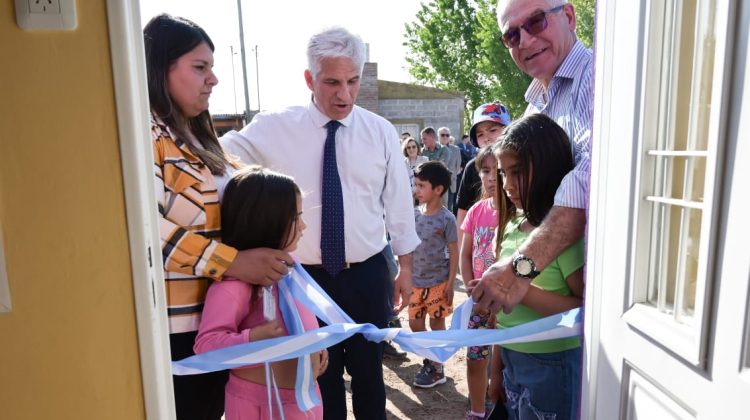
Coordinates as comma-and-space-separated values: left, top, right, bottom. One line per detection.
151, 114, 237, 334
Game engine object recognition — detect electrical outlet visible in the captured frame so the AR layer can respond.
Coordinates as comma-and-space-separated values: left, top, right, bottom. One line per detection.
15, 0, 76, 30
28, 0, 61, 15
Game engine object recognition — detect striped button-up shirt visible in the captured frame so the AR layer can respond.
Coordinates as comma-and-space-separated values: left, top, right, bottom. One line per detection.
524, 40, 594, 210
152, 114, 237, 334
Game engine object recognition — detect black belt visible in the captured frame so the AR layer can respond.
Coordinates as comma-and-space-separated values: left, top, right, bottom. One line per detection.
304, 262, 355, 270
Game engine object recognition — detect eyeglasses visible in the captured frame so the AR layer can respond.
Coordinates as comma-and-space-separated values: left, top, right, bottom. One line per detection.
501, 4, 565, 49
440, 133, 450, 137
406, 145, 418, 150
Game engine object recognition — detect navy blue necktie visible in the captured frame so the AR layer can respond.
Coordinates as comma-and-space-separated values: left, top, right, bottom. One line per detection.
321, 120, 346, 277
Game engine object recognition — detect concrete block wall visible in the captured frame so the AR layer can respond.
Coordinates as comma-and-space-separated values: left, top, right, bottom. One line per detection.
379, 98, 465, 141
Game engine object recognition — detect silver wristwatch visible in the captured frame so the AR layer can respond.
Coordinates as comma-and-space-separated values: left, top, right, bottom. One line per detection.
511, 254, 540, 279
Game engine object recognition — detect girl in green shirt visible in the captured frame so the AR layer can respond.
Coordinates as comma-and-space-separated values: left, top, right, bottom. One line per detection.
488, 114, 584, 420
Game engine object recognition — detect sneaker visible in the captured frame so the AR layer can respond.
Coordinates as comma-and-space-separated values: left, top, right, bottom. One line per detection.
413, 359, 447, 388
387, 318, 402, 329
464, 411, 485, 420
383, 341, 408, 360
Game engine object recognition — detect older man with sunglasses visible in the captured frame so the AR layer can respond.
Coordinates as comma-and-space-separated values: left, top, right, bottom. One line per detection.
472, 0, 593, 320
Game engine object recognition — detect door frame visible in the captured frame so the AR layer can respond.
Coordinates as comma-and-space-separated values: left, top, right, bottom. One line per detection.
582, 0, 749, 418
106, 1, 175, 419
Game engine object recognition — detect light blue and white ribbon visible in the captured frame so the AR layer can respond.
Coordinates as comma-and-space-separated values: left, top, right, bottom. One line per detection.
174, 263, 582, 411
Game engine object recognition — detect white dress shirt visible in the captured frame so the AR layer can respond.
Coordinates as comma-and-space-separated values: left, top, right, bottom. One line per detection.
221, 101, 421, 265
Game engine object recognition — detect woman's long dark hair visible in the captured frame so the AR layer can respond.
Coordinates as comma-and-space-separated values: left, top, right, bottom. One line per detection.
221, 166, 301, 252
143, 14, 234, 175
494, 114, 575, 256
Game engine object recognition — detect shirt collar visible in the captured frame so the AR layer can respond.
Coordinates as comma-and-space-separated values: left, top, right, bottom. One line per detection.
307, 99, 355, 128
524, 39, 590, 103
150, 111, 201, 161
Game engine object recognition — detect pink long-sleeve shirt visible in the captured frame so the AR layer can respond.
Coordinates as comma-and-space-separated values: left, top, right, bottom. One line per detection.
194, 277, 319, 362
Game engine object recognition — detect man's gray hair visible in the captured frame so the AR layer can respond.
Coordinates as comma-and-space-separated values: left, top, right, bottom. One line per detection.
496, 0, 569, 27
438, 126, 451, 134
307, 26, 366, 79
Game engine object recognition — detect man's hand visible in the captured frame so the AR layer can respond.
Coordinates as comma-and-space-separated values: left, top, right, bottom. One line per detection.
392, 268, 413, 313
224, 248, 294, 286
470, 258, 531, 314
392, 253, 414, 313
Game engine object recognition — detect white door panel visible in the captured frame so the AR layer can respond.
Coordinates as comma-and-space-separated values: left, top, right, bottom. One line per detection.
584, 0, 750, 418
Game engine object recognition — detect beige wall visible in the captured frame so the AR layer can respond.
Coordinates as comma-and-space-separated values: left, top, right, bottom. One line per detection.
0, 1, 145, 419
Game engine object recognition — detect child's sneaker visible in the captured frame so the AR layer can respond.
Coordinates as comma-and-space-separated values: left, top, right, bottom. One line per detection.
413, 359, 447, 388
464, 411, 485, 420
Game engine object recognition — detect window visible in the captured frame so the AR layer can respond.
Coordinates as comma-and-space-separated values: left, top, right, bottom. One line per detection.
625, 0, 725, 366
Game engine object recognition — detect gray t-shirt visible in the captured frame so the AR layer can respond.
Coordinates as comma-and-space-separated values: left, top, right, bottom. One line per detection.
412, 207, 458, 288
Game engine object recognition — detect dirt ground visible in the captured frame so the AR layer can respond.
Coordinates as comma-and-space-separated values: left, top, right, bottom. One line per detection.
343, 278, 475, 419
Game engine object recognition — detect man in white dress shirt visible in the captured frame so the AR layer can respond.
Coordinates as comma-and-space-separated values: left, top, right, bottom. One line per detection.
472, 0, 593, 314
221, 27, 419, 420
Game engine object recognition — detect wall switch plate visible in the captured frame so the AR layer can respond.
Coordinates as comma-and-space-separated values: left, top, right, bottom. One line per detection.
15, 0, 77, 31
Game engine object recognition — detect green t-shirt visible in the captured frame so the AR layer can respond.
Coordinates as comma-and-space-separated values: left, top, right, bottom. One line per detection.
496, 215, 583, 353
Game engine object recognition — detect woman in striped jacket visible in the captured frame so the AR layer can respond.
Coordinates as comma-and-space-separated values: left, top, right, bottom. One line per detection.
144, 14, 294, 420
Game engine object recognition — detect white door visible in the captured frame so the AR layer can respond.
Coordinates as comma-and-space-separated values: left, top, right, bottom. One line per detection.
583, 0, 750, 418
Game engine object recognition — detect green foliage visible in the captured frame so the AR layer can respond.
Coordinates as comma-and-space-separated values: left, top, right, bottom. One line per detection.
404, 0, 595, 127
572, 0, 595, 48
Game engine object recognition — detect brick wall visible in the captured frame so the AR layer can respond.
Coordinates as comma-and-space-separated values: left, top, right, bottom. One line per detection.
356, 62, 379, 114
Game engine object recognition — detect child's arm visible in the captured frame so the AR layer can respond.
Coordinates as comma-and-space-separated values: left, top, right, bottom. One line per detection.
520, 268, 584, 316
194, 282, 283, 354
443, 240, 458, 304
459, 232, 474, 296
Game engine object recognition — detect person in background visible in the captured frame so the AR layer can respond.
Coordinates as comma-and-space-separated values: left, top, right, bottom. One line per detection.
220, 26, 419, 420
438, 127, 462, 213
420, 127, 450, 208
488, 114, 583, 420
403, 137, 429, 203
457, 133, 478, 161
472, 0, 593, 317
194, 166, 326, 420
144, 14, 293, 420
456, 134, 478, 215
455, 103, 512, 249
409, 161, 458, 389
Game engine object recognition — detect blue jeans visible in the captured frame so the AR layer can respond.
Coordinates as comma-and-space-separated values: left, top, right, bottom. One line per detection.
501, 347, 582, 420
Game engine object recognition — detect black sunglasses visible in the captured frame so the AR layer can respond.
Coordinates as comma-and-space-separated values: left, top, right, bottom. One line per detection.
501, 4, 565, 49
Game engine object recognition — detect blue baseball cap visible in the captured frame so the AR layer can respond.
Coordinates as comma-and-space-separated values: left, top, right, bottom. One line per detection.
469, 102, 512, 147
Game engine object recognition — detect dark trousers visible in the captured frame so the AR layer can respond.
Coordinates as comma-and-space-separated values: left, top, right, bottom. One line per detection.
305, 250, 390, 420
170, 331, 228, 420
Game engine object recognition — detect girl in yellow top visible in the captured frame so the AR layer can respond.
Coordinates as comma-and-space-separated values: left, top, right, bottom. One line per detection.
489, 114, 584, 420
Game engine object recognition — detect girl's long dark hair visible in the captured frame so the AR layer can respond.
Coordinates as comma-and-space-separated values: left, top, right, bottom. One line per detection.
221, 166, 301, 252
494, 114, 575, 256
143, 14, 234, 176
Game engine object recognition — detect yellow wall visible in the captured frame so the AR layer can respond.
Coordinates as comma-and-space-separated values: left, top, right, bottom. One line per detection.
0, 1, 145, 419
